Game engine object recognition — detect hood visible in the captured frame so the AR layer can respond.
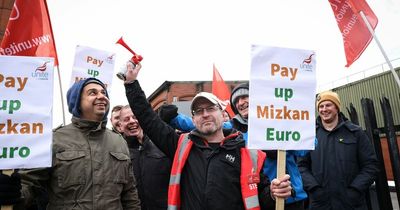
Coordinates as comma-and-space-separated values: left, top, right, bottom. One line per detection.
229, 82, 249, 115
67, 77, 109, 120
71, 116, 107, 132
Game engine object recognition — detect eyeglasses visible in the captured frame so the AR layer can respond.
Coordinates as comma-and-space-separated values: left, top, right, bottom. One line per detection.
192, 105, 220, 116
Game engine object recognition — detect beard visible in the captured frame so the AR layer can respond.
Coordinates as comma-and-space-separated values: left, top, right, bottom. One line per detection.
197, 122, 222, 136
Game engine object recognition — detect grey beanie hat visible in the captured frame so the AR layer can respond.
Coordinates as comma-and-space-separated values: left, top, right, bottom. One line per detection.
231, 88, 249, 107
229, 83, 249, 115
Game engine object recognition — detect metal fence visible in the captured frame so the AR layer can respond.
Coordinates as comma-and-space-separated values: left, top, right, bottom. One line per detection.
347, 97, 400, 210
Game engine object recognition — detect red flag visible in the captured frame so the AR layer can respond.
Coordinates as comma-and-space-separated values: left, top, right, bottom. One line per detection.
329, 0, 378, 67
0, 0, 58, 65
212, 64, 234, 117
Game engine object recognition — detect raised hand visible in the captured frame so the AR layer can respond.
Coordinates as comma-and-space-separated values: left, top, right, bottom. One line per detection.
124, 61, 142, 83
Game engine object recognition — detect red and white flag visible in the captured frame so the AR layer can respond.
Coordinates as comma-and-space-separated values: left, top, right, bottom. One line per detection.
329, 0, 378, 67
0, 0, 58, 65
212, 64, 234, 117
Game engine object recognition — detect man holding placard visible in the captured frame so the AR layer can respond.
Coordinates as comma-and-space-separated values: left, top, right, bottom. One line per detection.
122, 61, 293, 210
230, 82, 308, 210
157, 46, 312, 209
0, 78, 141, 209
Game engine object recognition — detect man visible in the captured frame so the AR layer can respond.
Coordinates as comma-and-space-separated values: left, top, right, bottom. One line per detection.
0, 78, 141, 209
162, 82, 307, 209
229, 83, 250, 134
119, 105, 171, 210
298, 91, 379, 210
231, 83, 308, 209
123, 62, 292, 210
111, 105, 123, 133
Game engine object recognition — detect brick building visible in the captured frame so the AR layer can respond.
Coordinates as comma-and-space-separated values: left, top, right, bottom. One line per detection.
0, 0, 14, 41
147, 80, 245, 116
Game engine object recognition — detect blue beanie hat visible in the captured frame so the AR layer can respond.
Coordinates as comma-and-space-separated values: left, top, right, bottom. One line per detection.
67, 78, 109, 119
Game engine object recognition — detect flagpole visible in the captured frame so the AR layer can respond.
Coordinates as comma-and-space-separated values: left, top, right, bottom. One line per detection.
359, 11, 400, 89
44, 0, 66, 125
56, 66, 66, 125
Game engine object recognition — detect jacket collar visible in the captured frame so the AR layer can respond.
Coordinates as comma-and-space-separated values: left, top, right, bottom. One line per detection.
189, 128, 244, 149
71, 116, 107, 133
316, 112, 357, 132
232, 114, 247, 125
124, 135, 151, 149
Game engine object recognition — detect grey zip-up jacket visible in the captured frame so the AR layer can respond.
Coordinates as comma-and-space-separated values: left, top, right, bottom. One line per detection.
18, 117, 141, 210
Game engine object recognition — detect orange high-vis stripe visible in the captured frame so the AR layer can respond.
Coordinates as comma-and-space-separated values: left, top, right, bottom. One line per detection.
168, 134, 192, 210
168, 134, 266, 210
240, 149, 266, 210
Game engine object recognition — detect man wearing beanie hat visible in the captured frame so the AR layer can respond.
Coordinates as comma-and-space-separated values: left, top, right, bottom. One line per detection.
229, 83, 309, 210
315, 90, 341, 112
298, 90, 379, 210
0, 78, 141, 209
229, 83, 250, 133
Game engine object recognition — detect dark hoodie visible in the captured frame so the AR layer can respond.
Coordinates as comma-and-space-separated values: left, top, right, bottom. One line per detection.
66, 77, 109, 121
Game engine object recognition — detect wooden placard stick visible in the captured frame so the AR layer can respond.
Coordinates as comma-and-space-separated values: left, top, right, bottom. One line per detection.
275, 150, 286, 210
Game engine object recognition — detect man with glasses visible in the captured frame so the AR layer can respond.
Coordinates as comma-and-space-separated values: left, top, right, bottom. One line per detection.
160, 83, 308, 210
122, 62, 293, 210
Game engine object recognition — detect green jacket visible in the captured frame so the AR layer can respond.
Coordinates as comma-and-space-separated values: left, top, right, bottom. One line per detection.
18, 117, 141, 210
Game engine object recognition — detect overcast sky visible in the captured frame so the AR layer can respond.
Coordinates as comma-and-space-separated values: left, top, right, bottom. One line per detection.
46, 0, 400, 126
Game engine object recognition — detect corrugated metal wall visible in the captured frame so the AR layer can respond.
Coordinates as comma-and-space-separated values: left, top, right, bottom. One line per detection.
330, 68, 400, 129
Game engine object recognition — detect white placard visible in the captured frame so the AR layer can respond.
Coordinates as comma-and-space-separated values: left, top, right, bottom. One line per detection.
70, 45, 116, 91
248, 45, 316, 150
0, 56, 54, 169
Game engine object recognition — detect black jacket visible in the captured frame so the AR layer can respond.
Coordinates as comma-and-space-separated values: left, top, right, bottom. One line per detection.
298, 113, 379, 210
231, 115, 248, 133
126, 135, 171, 210
125, 80, 276, 210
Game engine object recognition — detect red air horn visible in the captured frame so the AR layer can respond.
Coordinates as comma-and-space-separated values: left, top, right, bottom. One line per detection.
115, 37, 143, 80
116, 37, 143, 64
